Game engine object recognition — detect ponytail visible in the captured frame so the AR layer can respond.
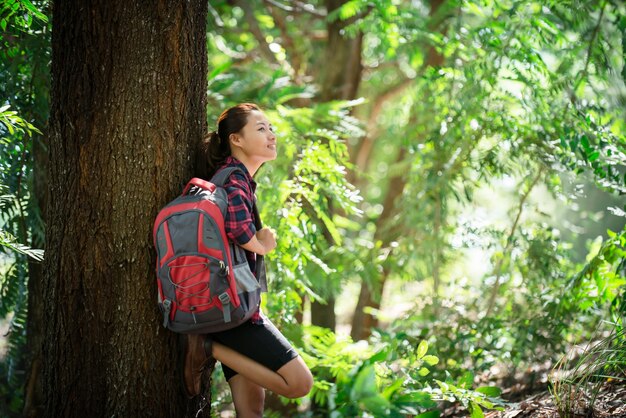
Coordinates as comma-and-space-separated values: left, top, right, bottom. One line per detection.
197, 130, 230, 179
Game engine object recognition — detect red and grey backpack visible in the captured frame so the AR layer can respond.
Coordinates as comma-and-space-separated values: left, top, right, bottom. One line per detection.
153, 167, 266, 334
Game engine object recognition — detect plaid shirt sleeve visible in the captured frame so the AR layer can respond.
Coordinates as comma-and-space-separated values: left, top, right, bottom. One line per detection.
224, 171, 257, 245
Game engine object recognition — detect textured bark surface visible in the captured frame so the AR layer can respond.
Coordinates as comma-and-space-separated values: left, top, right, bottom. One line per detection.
43, 1, 207, 416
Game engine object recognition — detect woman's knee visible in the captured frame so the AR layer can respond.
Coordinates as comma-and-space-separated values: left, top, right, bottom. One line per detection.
286, 378, 313, 399
283, 364, 313, 399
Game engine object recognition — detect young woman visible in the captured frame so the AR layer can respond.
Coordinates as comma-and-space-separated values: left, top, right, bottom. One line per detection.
183, 103, 313, 416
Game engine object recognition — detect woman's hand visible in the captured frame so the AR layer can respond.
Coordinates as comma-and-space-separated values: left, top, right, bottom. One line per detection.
239, 227, 277, 255
256, 227, 277, 255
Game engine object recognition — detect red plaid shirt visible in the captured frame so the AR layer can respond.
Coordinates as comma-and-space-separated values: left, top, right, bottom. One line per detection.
215, 157, 263, 323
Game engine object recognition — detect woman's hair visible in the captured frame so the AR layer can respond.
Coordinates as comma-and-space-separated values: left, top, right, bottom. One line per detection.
197, 103, 261, 179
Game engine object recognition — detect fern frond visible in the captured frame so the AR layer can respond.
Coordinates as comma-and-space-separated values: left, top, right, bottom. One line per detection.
0, 229, 44, 262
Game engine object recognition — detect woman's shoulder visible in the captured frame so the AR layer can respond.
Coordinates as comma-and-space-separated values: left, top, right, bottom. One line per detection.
213, 160, 245, 180
217, 167, 250, 193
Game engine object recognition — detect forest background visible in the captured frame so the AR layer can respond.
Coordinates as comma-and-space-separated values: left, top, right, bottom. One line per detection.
1, 0, 625, 417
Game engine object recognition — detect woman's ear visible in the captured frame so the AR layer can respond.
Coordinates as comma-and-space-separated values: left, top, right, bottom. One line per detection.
229, 133, 242, 149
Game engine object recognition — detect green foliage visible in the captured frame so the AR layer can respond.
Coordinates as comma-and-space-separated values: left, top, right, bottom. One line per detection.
262, 102, 365, 302
0, 105, 40, 137
559, 229, 626, 322
205, 4, 626, 416
301, 326, 504, 417
385, 224, 625, 386
0, 228, 43, 261
0, 107, 43, 416
0, 0, 624, 416
0, 0, 47, 33
0, 1, 49, 416
426, 374, 505, 418
0, 259, 27, 400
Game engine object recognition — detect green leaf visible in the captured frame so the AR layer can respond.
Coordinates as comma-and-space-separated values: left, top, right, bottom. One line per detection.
465, 2, 485, 17
416, 340, 428, 358
208, 61, 232, 80
458, 371, 474, 388
338, 0, 360, 20
422, 355, 439, 366
0, 229, 44, 261
6, 121, 15, 135
396, 391, 437, 408
470, 402, 485, 418
351, 365, 378, 400
476, 386, 502, 397
382, 377, 404, 399
415, 410, 440, 418
368, 346, 391, 364
361, 395, 391, 415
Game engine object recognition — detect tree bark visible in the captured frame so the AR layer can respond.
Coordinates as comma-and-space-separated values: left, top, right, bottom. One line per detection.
318, 0, 363, 103
43, 1, 208, 416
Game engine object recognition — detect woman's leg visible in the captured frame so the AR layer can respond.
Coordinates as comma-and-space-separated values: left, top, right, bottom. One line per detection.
213, 341, 313, 399
228, 375, 265, 418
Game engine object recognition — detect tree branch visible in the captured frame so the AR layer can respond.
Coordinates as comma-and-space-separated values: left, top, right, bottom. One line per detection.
234, 0, 285, 68
486, 167, 545, 316
352, 77, 415, 173
574, 1, 606, 98
262, 0, 327, 17
266, 1, 305, 79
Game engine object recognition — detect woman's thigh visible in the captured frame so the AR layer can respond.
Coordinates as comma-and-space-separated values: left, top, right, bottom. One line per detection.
210, 318, 298, 380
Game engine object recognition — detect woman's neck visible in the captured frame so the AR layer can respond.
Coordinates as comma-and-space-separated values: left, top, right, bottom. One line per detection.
230, 151, 262, 177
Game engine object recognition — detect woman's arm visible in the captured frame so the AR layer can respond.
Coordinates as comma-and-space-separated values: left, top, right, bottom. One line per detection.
239, 227, 276, 255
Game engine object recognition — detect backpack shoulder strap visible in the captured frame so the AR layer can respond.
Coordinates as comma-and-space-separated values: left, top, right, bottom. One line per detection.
210, 166, 264, 229
253, 203, 268, 292
211, 165, 268, 292
210, 166, 243, 187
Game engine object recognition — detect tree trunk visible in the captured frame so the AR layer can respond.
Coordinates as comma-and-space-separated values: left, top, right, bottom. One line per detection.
350, 0, 450, 341
350, 269, 390, 341
309, 0, 363, 334
311, 298, 337, 330
43, 1, 208, 416
350, 148, 405, 341
318, 0, 363, 103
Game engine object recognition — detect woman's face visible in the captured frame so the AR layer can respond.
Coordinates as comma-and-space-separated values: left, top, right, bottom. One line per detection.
230, 110, 277, 164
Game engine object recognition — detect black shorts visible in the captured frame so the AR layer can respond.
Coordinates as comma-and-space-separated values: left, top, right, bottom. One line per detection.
209, 317, 299, 381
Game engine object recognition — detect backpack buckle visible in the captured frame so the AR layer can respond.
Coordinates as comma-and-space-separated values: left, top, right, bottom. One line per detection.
218, 292, 229, 303
219, 261, 228, 277
218, 292, 232, 323
162, 299, 172, 328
